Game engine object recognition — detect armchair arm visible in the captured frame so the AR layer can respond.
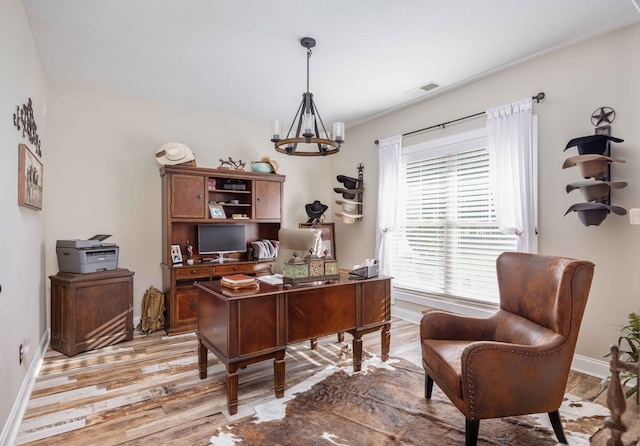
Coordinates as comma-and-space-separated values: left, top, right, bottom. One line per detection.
420, 310, 496, 341
460, 337, 568, 420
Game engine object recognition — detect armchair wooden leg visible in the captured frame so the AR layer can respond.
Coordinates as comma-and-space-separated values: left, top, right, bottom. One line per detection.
425, 374, 434, 399
548, 410, 567, 444
465, 419, 479, 446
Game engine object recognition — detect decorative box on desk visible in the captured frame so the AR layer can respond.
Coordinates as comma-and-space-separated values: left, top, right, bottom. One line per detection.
283, 250, 340, 286
50, 268, 134, 356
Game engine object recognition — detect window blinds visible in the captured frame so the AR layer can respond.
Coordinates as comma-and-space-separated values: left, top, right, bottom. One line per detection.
393, 144, 517, 304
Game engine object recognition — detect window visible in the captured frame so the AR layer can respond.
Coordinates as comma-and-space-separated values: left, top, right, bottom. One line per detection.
392, 128, 517, 304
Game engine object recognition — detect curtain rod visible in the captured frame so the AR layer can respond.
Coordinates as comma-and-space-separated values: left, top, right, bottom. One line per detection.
374, 92, 545, 144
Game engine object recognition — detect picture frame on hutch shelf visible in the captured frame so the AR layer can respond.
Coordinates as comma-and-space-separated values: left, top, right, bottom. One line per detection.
299, 222, 337, 259
170, 244, 183, 264
209, 203, 226, 219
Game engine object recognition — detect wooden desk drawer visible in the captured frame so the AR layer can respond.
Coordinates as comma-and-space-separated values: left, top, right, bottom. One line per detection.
212, 263, 255, 276
176, 266, 211, 279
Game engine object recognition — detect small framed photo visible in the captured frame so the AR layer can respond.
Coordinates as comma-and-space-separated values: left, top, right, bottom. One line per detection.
209, 203, 227, 219
170, 244, 183, 264
299, 222, 337, 260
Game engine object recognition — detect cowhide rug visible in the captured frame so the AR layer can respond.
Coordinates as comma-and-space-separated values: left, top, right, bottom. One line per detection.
209, 357, 609, 445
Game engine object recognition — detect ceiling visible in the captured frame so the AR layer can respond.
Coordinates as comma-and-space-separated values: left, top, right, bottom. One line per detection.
23, 0, 640, 130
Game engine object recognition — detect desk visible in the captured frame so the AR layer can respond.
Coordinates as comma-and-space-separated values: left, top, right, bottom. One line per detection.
196, 272, 391, 414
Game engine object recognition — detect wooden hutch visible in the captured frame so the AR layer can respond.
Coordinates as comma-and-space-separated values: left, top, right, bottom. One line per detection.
160, 165, 284, 334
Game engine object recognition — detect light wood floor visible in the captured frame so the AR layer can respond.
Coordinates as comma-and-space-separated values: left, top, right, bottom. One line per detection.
17, 318, 610, 445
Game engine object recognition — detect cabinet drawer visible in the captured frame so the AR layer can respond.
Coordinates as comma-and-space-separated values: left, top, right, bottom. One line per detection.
176, 266, 211, 279
212, 263, 256, 276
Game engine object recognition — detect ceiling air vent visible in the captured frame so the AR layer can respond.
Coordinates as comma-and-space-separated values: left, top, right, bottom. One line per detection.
420, 82, 439, 92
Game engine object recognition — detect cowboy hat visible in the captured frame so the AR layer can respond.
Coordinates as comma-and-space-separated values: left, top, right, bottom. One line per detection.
562, 154, 625, 179
336, 175, 362, 189
155, 142, 195, 165
335, 199, 361, 213
333, 187, 364, 200
258, 155, 280, 173
305, 200, 328, 220
335, 211, 363, 224
564, 202, 627, 226
565, 181, 627, 202
564, 134, 624, 155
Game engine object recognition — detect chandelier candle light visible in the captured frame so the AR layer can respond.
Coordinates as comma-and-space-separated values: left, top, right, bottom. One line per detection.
271, 37, 344, 156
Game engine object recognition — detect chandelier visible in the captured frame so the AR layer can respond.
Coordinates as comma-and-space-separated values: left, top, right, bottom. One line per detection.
271, 37, 344, 156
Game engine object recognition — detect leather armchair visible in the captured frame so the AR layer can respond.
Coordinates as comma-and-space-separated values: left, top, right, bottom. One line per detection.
420, 252, 595, 445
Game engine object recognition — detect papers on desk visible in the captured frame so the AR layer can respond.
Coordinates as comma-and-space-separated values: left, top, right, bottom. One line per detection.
257, 274, 283, 285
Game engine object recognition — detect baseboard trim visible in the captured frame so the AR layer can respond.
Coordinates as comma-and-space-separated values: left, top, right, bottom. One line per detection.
391, 303, 610, 379
0, 328, 50, 446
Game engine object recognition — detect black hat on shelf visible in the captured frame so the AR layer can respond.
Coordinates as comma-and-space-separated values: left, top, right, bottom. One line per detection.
564, 135, 624, 155
564, 202, 627, 227
333, 187, 364, 200
336, 175, 362, 189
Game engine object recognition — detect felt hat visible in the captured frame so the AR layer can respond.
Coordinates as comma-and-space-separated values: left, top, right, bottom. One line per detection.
566, 181, 627, 202
155, 142, 195, 165
336, 175, 362, 189
334, 211, 363, 224
335, 199, 361, 213
305, 200, 328, 220
562, 154, 625, 179
334, 187, 364, 200
564, 135, 624, 155
564, 202, 627, 226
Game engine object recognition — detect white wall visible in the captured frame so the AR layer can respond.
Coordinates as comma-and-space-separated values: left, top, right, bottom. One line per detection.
0, 0, 49, 441
44, 84, 335, 324
335, 23, 640, 362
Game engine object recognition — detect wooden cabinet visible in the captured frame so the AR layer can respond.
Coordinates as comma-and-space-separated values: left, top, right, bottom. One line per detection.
50, 269, 134, 356
255, 180, 282, 220
160, 165, 284, 334
170, 174, 205, 218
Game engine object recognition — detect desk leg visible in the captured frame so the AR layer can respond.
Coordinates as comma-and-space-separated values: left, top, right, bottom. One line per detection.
309, 338, 318, 350
381, 323, 390, 362
227, 363, 239, 415
198, 340, 208, 379
274, 350, 286, 398
352, 334, 363, 372
338, 331, 345, 343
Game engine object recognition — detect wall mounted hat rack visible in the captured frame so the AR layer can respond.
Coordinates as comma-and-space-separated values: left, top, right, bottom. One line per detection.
334, 163, 364, 224
562, 107, 627, 227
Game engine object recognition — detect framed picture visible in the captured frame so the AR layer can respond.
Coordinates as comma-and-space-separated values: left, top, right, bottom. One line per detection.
17, 143, 43, 210
299, 222, 336, 260
170, 244, 183, 264
209, 203, 227, 219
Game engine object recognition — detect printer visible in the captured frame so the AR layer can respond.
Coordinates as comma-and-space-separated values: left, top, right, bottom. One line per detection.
56, 235, 119, 273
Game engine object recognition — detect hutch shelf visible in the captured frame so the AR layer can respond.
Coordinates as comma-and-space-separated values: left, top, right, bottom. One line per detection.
160, 165, 285, 334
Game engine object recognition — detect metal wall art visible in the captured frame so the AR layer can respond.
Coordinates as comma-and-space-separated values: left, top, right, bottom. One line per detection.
13, 98, 42, 156
562, 107, 627, 226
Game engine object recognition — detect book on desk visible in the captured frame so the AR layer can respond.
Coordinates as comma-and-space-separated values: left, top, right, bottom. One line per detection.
220, 274, 258, 289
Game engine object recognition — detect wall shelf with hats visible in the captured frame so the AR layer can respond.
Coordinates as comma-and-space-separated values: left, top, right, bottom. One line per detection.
334, 163, 364, 224
562, 107, 627, 227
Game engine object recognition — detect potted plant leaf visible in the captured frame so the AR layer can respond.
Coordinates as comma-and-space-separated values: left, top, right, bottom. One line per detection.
613, 311, 639, 400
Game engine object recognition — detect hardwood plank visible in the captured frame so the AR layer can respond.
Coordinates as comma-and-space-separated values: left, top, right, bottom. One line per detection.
16, 317, 619, 445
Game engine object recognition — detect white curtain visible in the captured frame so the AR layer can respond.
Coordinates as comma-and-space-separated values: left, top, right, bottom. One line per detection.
376, 135, 402, 291
486, 97, 537, 253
